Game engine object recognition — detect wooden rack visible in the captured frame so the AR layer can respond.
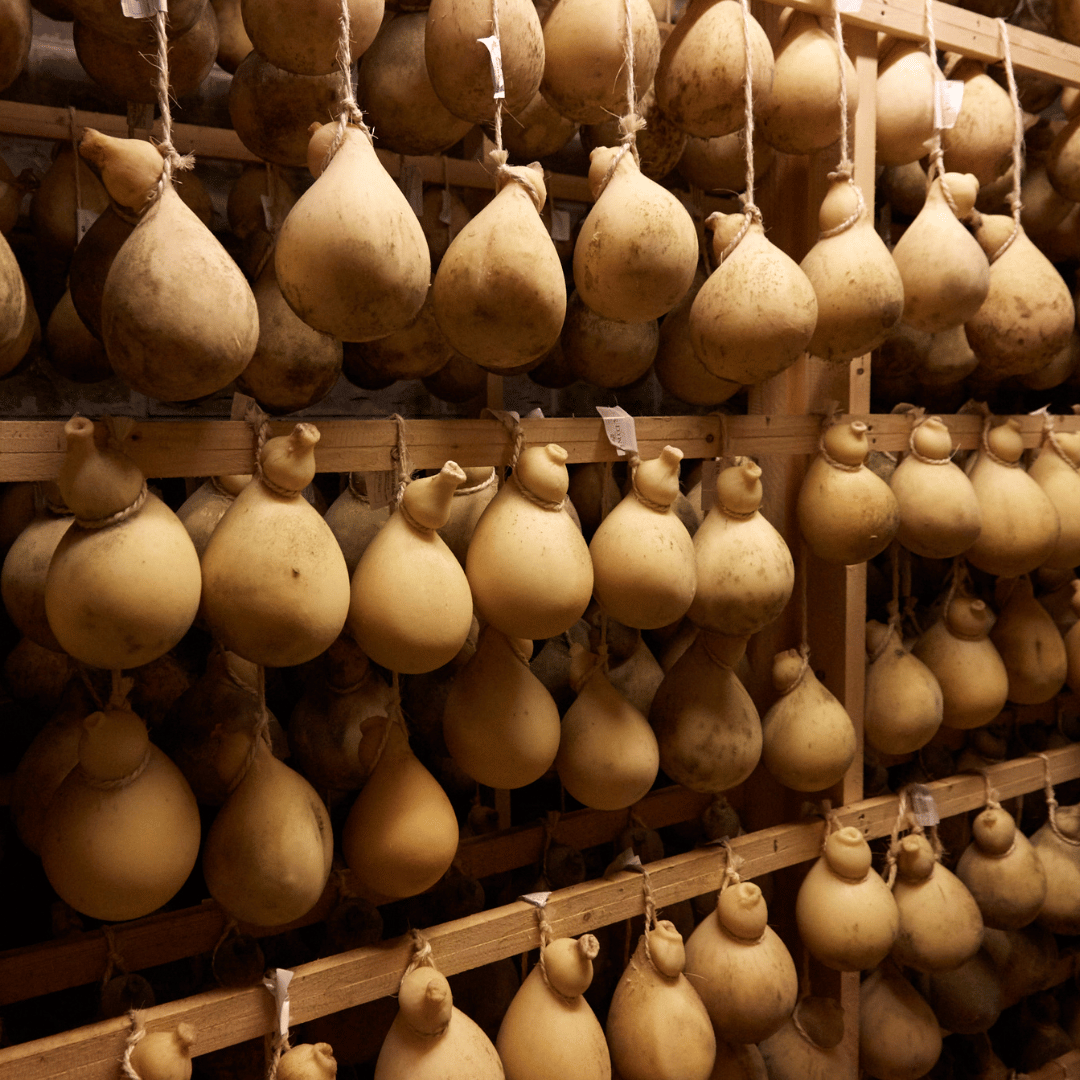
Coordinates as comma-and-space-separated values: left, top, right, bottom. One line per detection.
1, 410, 1076, 482
3, 0, 1080, 1074
2, 746, 1079, 1080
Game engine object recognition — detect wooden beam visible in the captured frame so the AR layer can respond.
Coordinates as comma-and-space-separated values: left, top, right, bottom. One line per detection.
2, 746, 1078, 1080
0, 412, 1072, 482
0, 785, 711, 1006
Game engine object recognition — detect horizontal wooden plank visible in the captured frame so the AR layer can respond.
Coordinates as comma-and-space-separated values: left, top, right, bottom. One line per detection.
1, 412, 1073, 481
789, 0, 1080, 85
0, 784, 710, 1005
3, 745, 1078, 1080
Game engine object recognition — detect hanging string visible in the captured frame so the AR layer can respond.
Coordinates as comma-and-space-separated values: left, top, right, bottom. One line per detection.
990, 18, 1025, 264
798, 537, 811, 654
398, 928, 436, 991
818, 800, 842, 854
922, 0, 959, 215
978, 769, 1003, 812
1036, 751, 1080, 846
388, 413, 413, 508
820, 1, 866, 239
595, 0, 647, 197
119, 1010, 146, 1080
101, 925, 128, 991
490, 0, 505, 152
883, 788, 914, 888
628, 455, 671, 512
243, 401, 294, 498
483, 408, 566, 510
716, 0, 765, 264
210, 917, 241, 983
321, 0, 372, 173
719, 837, 744, 892
68, 106, 84, 239
147, 8, 196, 205
978, 410, 1020, 470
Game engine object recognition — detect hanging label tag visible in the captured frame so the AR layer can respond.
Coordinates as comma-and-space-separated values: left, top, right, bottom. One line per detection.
700, 459, 719, 513
835, 0, 861, 11
439, 188, 453, 225
934, 80, 964, 130
550, 207, 571, 242
76, 207, 99, 241
120, 0, 164, 17
488, 408, 521, 428
401, 166, 424, 218
525, 407, 544, 419
363, 470, 397, 510
477, 35, 506, 100
519, 891, 551, 908
596, 405, 638, 458
604, 849, 645, 878
262, 968, 293, 1038
910, 784, 940, 827
230, 391, 258, 422
260, 194, 276, 233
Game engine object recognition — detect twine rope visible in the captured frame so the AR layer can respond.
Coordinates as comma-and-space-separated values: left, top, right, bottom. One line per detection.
1039, 409, 1077, 470
883, 788, 914, 888
714, 0, 764, 263
102, 925, 128, 990
594, 0, 646, 198
321, 0, 371, 173
210, 918, 241, 984
346, 472, 370, 502
69, 106, 83, 235
399, 928, 436, 990
820, 2, 866, 240
628, 456, 671, 513
243, 403, 298, 499
1036, 751, 1080, 846
530, 902, 579, 1004
979, 769, 1003, 811
120, 1010, 145, 1080
980, 413, 1020, 469
76, 482, 149, 529
719, 837, 744, 891
819, 801, 842, 854
639, 865, 660, 968
990, 17, 1025, 266
491, 0, 504, 152
225, 665, 272, 796
266, 1025, 291, 1080
148, 9, 196, 205
923, 0, 959, 216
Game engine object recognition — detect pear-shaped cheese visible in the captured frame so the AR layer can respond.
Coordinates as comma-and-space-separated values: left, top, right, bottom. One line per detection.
348, 463, 475, 674
590, 446, 697, 629
275, 124, 430, 342
796, 827, 900, 972
574, 146, 698, 324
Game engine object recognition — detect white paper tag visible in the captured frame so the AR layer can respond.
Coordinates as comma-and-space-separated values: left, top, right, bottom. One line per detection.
550, 208, 571, 242
525, 407, 544, 419
402, 166, 424, 218
438, 188, 453, 225
519, 891, 551, 908
126, 101, 155, 131
230, 391, 258, 422
934, 80, 964, 130
260, 193, 275, 233
364, 470, 397, 510
120, 0, 164, 17
700, 459, 719, 513
604, 849, 644, 878
910, 784, 940, 827
76, 207, 99, 241
596, 405, 638, 458
835, 0, 861, 11
477, 35, 506, 100
262, 968, 293, 1038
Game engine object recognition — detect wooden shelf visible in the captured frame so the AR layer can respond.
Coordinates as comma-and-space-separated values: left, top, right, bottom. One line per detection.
2, 745, 1078, 1080
0, 411, 1074, 482
0, 784, 712, 1007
